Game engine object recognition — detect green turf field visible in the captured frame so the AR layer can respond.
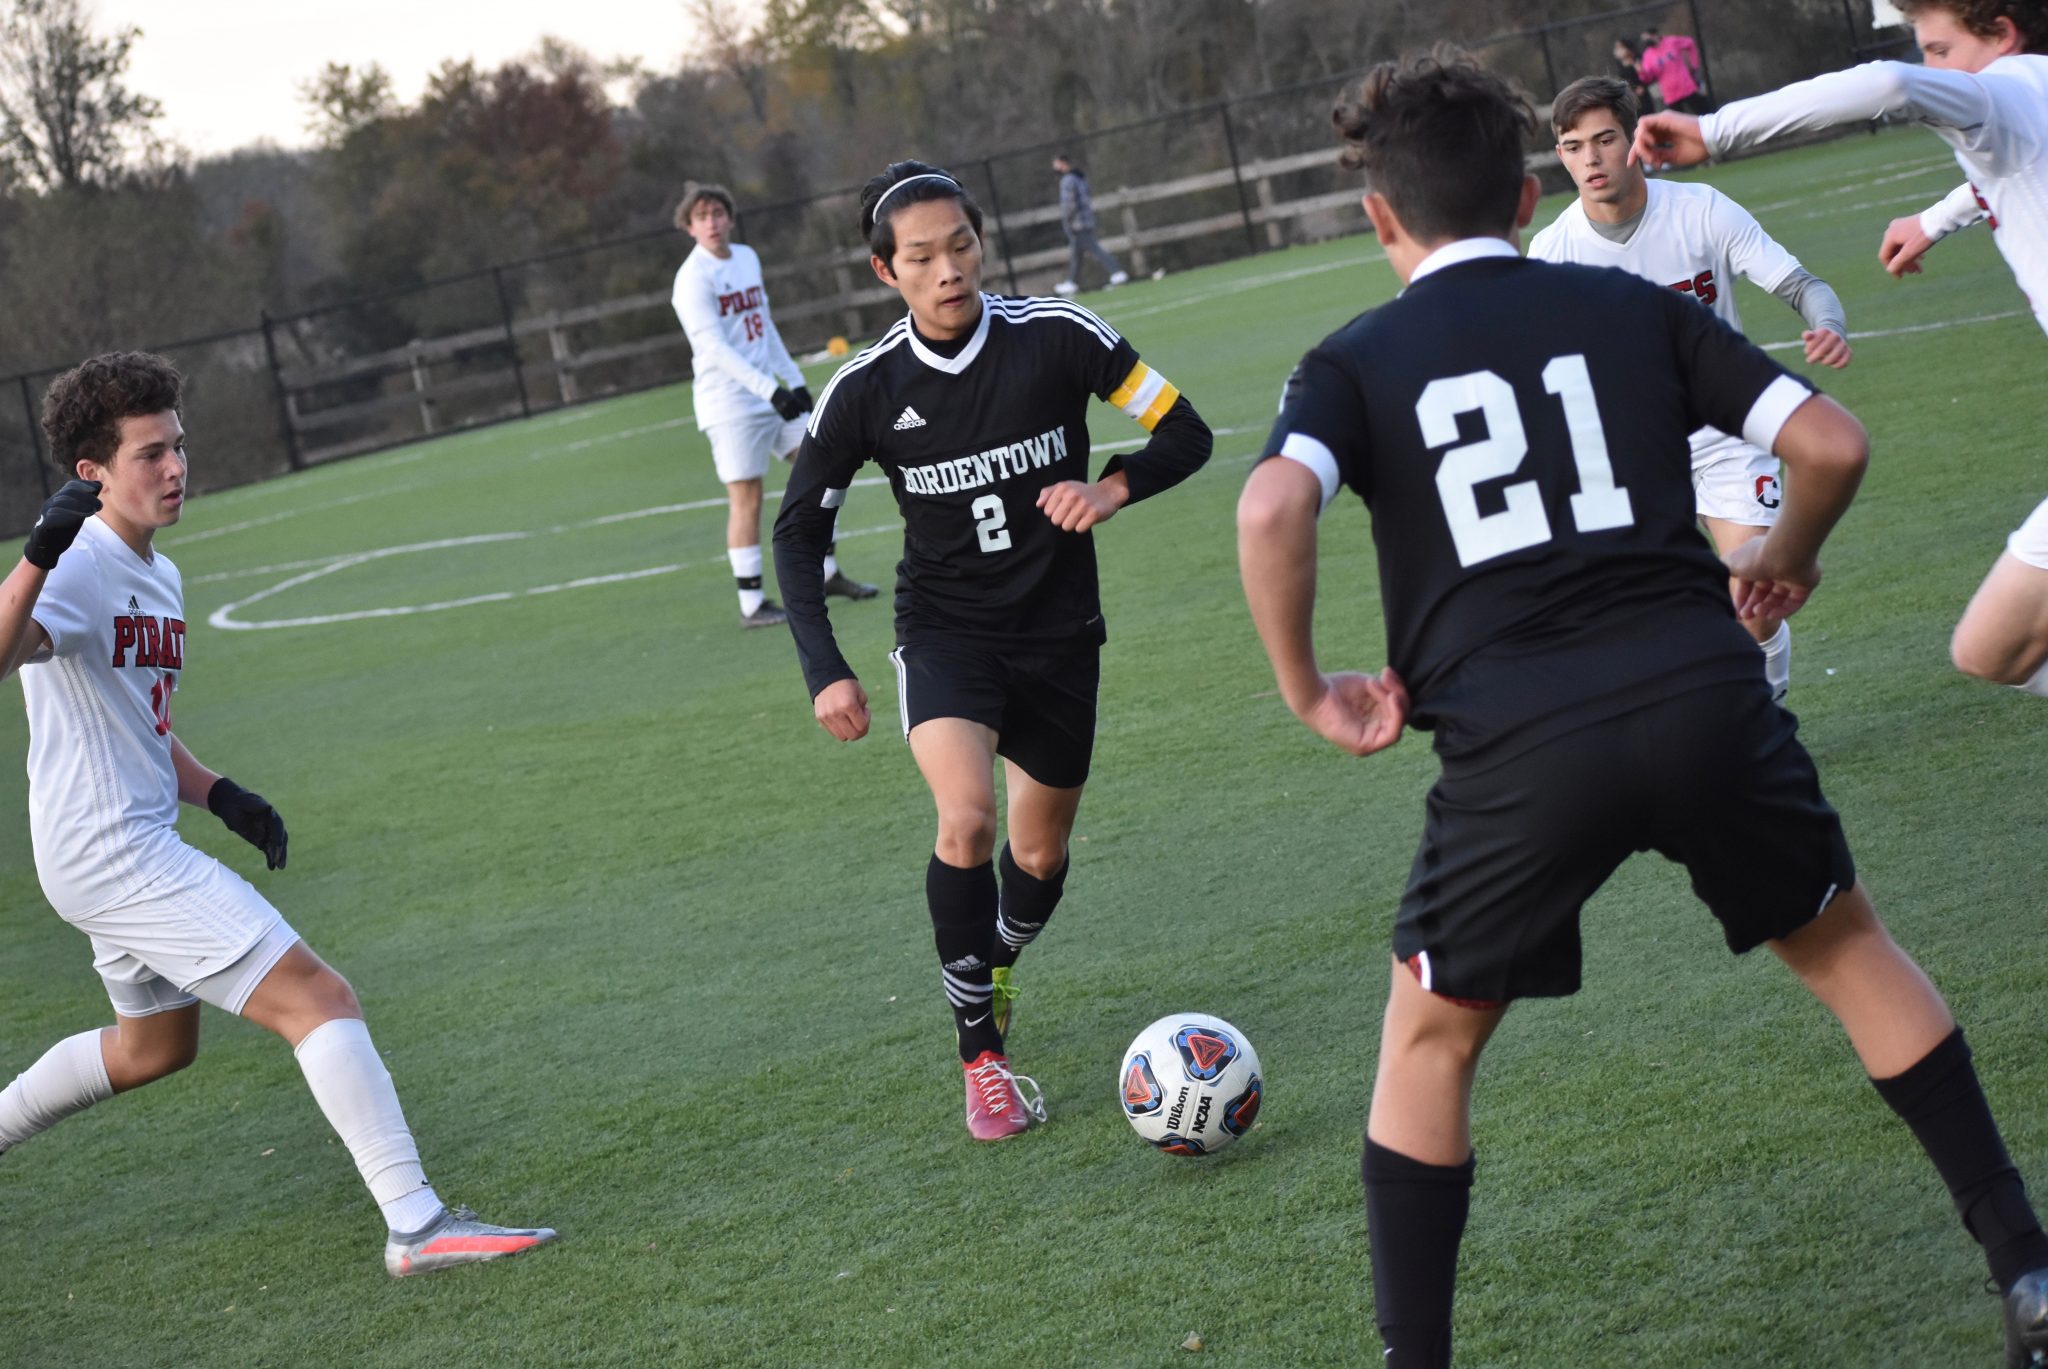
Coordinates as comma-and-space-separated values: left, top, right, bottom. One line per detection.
3, 125, 2044, 1366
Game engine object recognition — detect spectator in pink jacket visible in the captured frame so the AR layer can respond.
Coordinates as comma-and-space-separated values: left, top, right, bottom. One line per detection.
1639, 26, 1710, 114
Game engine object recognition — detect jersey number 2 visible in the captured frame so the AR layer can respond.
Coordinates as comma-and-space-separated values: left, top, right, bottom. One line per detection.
1421, 355, 1633, 568
971, 494, 1011, 553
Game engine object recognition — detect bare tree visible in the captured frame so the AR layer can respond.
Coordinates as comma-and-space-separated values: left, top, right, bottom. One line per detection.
687, 0, 774, 123
0, 0, 161, 191
300, 61, 395, 147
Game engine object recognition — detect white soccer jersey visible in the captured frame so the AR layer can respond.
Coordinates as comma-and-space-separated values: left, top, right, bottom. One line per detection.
1528, 178, 1802, 464
22, 516, 189, 915
671, 242, 805, 431
1703, 54, 2048, 335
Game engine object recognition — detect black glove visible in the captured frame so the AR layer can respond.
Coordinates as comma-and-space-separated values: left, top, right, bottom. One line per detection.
790, 385, 814, 415
770, 386, 805, 421
23, 479, 102, 570
208, 776, 289, 870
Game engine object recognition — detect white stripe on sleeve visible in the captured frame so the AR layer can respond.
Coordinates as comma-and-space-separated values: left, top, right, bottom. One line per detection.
1277, 432, 1341, 512
1740, 375, 1813, 454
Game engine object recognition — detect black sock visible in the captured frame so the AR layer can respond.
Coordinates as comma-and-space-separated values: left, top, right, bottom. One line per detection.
1363, 1137, 1473, 1368
993, 842, 1068, 971
927, 854, 1001, 1062
1872, 1027, 2048, 1291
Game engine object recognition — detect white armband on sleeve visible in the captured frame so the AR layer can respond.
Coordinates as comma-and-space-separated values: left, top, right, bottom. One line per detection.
1276, 433, 1340, 513
1742, 375, 1814, 453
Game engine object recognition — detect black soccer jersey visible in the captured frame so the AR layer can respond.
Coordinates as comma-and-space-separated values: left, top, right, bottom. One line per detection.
1264, 242, 1816, 762
776, 292, 1210, 696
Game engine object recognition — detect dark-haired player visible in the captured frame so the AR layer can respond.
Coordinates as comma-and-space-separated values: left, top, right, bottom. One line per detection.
1635, 0, 2048, 696
1237, 50, 2048, 1366
1530, 74, 1854, 702
774, 161, 1212, 1141
0, 352, 554, 1276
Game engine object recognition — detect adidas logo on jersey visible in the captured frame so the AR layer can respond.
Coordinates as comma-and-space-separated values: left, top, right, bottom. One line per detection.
893, 406, 927, 431
128, 596, 142, 612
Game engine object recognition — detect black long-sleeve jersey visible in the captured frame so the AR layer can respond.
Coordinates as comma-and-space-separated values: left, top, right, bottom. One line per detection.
775, 293, 1212, 697
1263, 242, 1817, 764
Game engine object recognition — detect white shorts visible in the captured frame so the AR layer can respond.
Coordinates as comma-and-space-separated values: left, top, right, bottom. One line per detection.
67, 843, 297, 1018
2008, 494, 2048, 570
1691, 441, 1782, 527
705, 411, 807, 484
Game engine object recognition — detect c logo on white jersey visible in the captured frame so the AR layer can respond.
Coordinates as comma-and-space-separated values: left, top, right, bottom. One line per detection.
1754, 474, 1782, 510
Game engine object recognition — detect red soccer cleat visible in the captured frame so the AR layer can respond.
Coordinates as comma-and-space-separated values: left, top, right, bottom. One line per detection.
963, 1050, 1045, 1142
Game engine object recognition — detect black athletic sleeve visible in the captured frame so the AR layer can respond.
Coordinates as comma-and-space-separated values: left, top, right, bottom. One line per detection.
773, 404, 870, 698
1070, 318, 1211, 504
1260, 345, 1370, 508
1099, 394, 1212, 504
1660, 286, 1815, 442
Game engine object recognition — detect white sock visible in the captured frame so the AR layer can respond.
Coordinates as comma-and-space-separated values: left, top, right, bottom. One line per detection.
2018, 659, 2048, 698
0, 1029, 113, 1152
728, 545, 765, 615
1761, 621, 1791, 701
293, 1018, 443, 1233
824, 515, 845, 581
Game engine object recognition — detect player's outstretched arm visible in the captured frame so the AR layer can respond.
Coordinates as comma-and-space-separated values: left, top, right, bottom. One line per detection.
1238, 458, 1407, 756
1726, 394, 1869, 621
2, 479, 101, 681
1641, 61, 1993, 171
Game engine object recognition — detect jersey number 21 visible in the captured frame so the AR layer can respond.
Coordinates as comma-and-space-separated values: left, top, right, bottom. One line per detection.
1421, 355, 1633, 568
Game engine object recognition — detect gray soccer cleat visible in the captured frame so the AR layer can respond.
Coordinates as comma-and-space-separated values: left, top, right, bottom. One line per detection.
2008, 1268, 2048, 1368
741, 600, 789, 629
384, 1205, 556, 1277
822, 571, 878, 601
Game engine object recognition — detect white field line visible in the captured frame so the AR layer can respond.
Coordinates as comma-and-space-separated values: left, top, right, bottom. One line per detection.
1758, 308, 2026, 351
204, 428, 1255, 626
204, 270, 2023, 630
1745, 154, 1957, 214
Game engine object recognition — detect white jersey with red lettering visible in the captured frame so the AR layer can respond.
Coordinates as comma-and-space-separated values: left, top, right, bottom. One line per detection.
1528, 178, 1801, 468
671, 242, 805, 431
1703, 54, 2048, 335
21, 515, 189, 915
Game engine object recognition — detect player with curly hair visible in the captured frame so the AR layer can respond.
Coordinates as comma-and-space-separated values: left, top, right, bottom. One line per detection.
1241, 49, 2048, 1366
0, 352, 555, 1277
1634, 0, 2048, 699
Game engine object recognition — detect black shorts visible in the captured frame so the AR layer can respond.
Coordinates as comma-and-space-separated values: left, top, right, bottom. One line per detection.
1393, 680, 1856, 1003
888, 641, 1099, 789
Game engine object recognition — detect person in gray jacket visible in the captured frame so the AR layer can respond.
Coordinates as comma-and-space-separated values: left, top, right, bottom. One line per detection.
1052, 154, 1129, 294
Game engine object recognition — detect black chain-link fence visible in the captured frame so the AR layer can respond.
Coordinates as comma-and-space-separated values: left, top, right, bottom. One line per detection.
2, 0, 1889, 535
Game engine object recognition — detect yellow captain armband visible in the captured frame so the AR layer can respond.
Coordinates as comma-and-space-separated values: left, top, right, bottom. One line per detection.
1108, 361, 1181, 432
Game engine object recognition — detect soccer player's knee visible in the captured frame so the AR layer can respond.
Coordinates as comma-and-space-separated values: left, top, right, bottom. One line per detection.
1008, 836, 1067, 879
934, 803, 998, 864
316, 970, 363, 1023
113, 1031, 198, 1083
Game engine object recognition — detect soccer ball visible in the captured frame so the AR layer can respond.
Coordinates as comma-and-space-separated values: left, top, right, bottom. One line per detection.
1119, 1013, 1262, 1156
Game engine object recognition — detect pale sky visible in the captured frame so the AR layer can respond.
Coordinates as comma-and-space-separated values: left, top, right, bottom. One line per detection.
98, 1, 710, 157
